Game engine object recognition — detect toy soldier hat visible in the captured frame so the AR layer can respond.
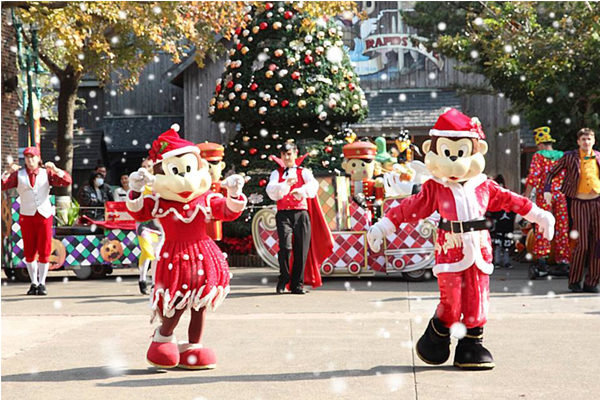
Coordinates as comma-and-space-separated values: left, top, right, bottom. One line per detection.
533, 126, 555, 145
23, 147, 41, 157
429, 108, 486, 140
197, 142, 225, 161
342, 141, 377, 160
148, 124, 200, 163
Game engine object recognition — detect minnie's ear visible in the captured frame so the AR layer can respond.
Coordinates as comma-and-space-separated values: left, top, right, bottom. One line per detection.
200, 158, 209, 170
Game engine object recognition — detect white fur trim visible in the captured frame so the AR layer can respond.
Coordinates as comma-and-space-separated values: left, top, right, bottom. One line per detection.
178, 342, 204, 352
429, 129, 480, 138
126, 192, 145, 212
378, 217, 397, 235
153, 328, 177, 343
226, 194, 247, 213
523, 203, 544, 224
156, 146, 200, 163
150, 284, 230, 322
152, 200, 210, 224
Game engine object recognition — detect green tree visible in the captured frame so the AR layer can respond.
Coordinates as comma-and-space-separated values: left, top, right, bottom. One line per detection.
402, 1, 600, 149
209, 2, 366, 238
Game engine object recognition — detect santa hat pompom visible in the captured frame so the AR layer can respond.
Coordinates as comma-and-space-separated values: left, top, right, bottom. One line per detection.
171, 123, 180, 132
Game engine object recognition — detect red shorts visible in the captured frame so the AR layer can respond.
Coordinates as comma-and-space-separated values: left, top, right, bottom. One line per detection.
20, 212, 53, 263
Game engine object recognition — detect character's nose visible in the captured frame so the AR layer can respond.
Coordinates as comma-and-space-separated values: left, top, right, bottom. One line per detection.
178, 172, 186, 177
449, 156, 458, 162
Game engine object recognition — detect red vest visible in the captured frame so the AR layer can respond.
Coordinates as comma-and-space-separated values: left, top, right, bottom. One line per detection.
277, 167, 308, 211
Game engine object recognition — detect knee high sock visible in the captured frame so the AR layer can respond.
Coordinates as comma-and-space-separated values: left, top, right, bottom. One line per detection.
139, 259, 150, 282
188, 307, 207, 344
38, 262, 49, 285
26, 261, 39, 285
150, 260, 158, 285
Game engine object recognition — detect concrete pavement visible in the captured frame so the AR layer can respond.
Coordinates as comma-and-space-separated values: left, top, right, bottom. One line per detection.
1, 264, 599, 400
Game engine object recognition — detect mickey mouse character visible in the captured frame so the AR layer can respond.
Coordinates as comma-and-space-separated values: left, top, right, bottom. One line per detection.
367, 109, 555, 370
126, 126, 246, 370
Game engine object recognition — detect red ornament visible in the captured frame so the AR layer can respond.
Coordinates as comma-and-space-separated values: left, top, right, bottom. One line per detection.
304, 55, 313, 65
265, 2, 273, 10
348, 82, 355, 91
235, 27, 241, 36
268, 63, 277, 71
259, 179, 267, 187
325, 146, 333, 153
284, 11, 293, 20
260, 22, 268, 30
249, 148, 258, 155
281, 100, 289, 108
216, 84, 222, 93
250, 83, 258, 91
291, 71, 300, 80
237, 42, 243, 50
226, 81, 234, 89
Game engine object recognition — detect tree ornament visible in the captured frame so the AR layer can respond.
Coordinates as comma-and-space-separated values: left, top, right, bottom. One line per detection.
331, 65, 339, 74
279, 69, 288, 77
328, 99, 337, 109
210, 98, 216, 105
249, 148, 258, 155
234, 106, 240, 112
259, 106, 267, 115
217, 101, 224, 109
270, 99, 278, 107
323, 40, 332, 47
281, 100, 289, 107
228, 93, 236, 100
304, 54, 314, 64
241, 46, 249, 55
304, 35, 313, 44
243, 29, 250, 37
265, 71, 274, 78
274, 49, 284, 57
284, 10, 293, 19
272, 134, 279, 140
298, 100, 307, 108
322, 160, 330, 167
328, 27, 337, 36
295, 88, 305, 96
352, 104, 360, 111
229, 49, 236, 56
250, 83, 258, 91
235, 27, 242, 36
316, 46, 325, 55
241, 159, 249, 167
346, 71, 354, 80
338, 82, 346, 90
278, 7, 284, 13
275, 83, 283, 91
267, 12, 273, 18
236, 72, 242, 78
209, 106, 215, 114
242, 136, 250, 141
216, 84, 222, 93
265, 2, 273, 10
307, 86, 316, 94
286, 24, 292, 31
249, 100, 257, 107
318, 111, 328, 120
260, 22, 268, 30
268, 63, 277, 71
273, 21, 282, 30
241, 92, 248, 100
259, 178, 267, 187
291, 71, 300, 80
317, 31, 325, 40
287, 57, 296, 66
223, 101, 231, 108
226, 81, 234, 89
237, 42, 243, 51
325, 146, 333, 153
263, 93, 272, 101
315, 61, 322, 67
234, 84, 242, 92
348, 82, 355, 91
252, 26, 260, 34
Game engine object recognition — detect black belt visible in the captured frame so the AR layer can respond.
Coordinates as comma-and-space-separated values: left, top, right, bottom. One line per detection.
438, 218, 492, 234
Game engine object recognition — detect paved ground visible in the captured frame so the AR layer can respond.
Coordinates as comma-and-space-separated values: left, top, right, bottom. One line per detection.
1, 263, 599, 400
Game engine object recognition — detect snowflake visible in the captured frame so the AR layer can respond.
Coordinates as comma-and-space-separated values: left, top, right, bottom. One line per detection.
437, 22, 447, 31
511, 115, 520, 125
450, 322, 466, 339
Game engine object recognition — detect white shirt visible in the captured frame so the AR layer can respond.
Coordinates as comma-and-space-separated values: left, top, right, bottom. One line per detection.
266, 167, 319, 201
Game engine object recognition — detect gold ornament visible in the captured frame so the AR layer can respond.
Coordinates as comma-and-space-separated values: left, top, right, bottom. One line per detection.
242, 136, 250, 141
241, 159, 249, 167
316, 46, 324, 55
287, 57, 296, 66
331, 65, 339, 74
210, 98, 216, 106
270, 99, 278, 107
252, 26, 260, 34
338, 82, 346, 90
248, 100, 257, 108
217, 101, 224, 109
265, 70, 274, 78
241, 92, 248, 100
307, 86, 316, 94
273, 21, 282, 30
241, 46, 249, 55
346, 71, 354, 80
275, 83, 283, 91
298, 100, 307, 108
352, 104, 360, 111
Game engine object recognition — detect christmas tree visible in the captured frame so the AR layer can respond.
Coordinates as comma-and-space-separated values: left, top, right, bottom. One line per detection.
210, 1, 367, 238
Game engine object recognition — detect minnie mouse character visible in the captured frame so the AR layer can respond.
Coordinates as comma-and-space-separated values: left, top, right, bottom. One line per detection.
127, 126, 246, 370
367, 109, 555, 370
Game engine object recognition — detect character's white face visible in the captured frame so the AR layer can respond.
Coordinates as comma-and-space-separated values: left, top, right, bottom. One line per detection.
153, 152, 211, 203
342, 158, 376, 181
207, 160, 226, 182
24, 155, 40, 170
423, 137, 488, 183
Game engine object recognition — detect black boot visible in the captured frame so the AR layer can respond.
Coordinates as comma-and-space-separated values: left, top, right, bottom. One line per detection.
27, 284, 38, 295
454, 327, 495, 370
416, 317, 451, 365
139, 281, 149, 295
37, 284, 48, 295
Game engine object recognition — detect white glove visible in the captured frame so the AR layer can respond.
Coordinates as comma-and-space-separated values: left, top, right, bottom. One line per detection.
543, 192, 552, 205
366, 217, 396, 253
129, 168, 155, 192
222, 174, 245, 198
524, 205, 555, 241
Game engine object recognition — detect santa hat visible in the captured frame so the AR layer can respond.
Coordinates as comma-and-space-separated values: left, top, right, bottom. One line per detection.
429, 108, 485, 140
148, 124, 200, 163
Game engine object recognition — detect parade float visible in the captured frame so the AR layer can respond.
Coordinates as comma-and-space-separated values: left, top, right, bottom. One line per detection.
2, 197, 140, 281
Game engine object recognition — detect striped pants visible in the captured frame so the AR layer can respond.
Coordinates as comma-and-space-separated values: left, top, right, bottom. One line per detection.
570, 197, 600, 287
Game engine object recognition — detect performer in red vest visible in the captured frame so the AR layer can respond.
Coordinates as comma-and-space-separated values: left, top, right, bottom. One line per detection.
266, 142, 334, 294
1, 147, 72, 295
197, 142, 227, 241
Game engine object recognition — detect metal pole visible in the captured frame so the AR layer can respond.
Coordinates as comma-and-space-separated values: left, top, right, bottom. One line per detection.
25, 54, 35, 147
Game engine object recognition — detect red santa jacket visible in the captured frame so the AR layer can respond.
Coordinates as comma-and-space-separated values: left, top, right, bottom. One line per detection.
384, 174, 533, 275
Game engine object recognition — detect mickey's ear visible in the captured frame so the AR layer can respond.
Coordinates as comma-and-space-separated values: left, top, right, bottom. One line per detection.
422, 140, 431, 154
479, 140, 488, 156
